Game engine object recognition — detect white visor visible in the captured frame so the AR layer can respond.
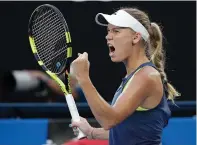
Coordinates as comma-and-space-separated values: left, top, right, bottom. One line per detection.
95, 10, 149, 41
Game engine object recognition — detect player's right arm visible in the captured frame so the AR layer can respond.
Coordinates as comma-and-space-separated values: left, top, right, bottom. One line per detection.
90, 128, 109, 140
71, 117, 109, 140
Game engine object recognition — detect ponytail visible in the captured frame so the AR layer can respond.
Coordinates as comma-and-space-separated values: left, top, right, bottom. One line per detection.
149, 23, 180, 102
119, 7, 180, 102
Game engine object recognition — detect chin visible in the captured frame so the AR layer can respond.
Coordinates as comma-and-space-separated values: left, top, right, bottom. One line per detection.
111, 57, 122, 63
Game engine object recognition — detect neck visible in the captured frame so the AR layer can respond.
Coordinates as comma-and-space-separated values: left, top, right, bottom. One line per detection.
124, 49, 149, 77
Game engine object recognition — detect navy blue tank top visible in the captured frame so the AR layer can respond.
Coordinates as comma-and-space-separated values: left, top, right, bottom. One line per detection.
109, 62, 171, 145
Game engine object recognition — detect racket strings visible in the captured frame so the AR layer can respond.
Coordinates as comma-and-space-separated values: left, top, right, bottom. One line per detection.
51, 39, 67, 73
35, 31, 65, 59
44, 47, 66, 65
39, 43, 66, 61
33, 14, 63, 37
35, 31, 65, 56
33, 8, 53, 23
31, 8, 67, 73
33, 12, 63, 49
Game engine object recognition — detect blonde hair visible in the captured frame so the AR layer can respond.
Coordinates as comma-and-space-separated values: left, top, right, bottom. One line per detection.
120, 7, 180, 102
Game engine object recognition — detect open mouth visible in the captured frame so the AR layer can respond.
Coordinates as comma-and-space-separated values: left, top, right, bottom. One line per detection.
109, 45, 115, 53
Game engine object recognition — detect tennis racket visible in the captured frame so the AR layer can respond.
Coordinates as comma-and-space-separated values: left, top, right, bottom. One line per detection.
28, 4, 86, 139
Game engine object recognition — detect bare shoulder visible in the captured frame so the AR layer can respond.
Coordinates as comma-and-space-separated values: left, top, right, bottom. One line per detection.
134, 66, 161, 85
134, 66, 163, 109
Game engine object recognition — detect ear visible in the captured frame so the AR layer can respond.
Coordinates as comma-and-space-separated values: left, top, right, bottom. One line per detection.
132, 32, 142, 45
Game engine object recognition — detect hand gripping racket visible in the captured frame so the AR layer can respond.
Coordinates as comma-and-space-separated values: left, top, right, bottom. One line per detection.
28, 4, 86, 139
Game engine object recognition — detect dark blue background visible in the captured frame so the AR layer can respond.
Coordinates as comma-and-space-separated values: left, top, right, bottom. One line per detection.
0, 1, 195, 101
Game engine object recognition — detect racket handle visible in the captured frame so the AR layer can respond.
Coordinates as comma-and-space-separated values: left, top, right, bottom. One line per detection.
65, 94, 86, 139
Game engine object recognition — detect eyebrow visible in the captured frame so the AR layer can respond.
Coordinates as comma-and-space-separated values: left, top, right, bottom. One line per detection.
107, 27, 127, 31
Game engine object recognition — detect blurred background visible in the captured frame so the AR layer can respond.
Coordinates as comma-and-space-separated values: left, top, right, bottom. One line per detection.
0, 1, 196, 145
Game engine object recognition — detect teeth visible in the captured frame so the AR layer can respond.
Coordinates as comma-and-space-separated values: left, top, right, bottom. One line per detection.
108, 44, 113, 47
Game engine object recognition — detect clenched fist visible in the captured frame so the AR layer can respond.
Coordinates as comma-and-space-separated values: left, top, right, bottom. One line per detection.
70, 52, 90, 82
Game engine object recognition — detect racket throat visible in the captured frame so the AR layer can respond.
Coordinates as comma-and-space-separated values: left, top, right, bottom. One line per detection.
64, 71, 72, 94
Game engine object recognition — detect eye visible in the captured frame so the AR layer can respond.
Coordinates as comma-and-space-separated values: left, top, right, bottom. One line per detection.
106, 28, 120, 34
113, 29, 120, 33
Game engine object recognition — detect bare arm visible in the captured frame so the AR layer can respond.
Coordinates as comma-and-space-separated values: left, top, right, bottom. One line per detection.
71, 52, 155, 130
78, 70, 153, 130
89, 128, 109, 140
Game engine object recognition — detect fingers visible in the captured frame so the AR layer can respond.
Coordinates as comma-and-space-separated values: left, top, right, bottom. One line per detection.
69, 117, 89, 137
69, 125, 79, 136
83, 52, 88, 59
69, 123, 80, 137
77, 52, 88, 59
70, 116, 86, 127
70, 119, 80, 127
73, 127, 79, 136
71, 121, 80, 127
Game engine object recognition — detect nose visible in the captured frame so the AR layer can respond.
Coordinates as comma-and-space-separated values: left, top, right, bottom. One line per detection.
105, 32, 113, 41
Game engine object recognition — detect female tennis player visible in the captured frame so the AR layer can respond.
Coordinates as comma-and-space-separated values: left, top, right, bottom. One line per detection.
70, 7, 180, 145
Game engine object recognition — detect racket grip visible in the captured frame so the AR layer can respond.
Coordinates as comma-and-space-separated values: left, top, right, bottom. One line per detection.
65, 94, 86, 139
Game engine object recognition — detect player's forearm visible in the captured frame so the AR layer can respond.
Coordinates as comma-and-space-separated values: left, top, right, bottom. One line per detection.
79, 77, 117, 130
88, 127, 109, 140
